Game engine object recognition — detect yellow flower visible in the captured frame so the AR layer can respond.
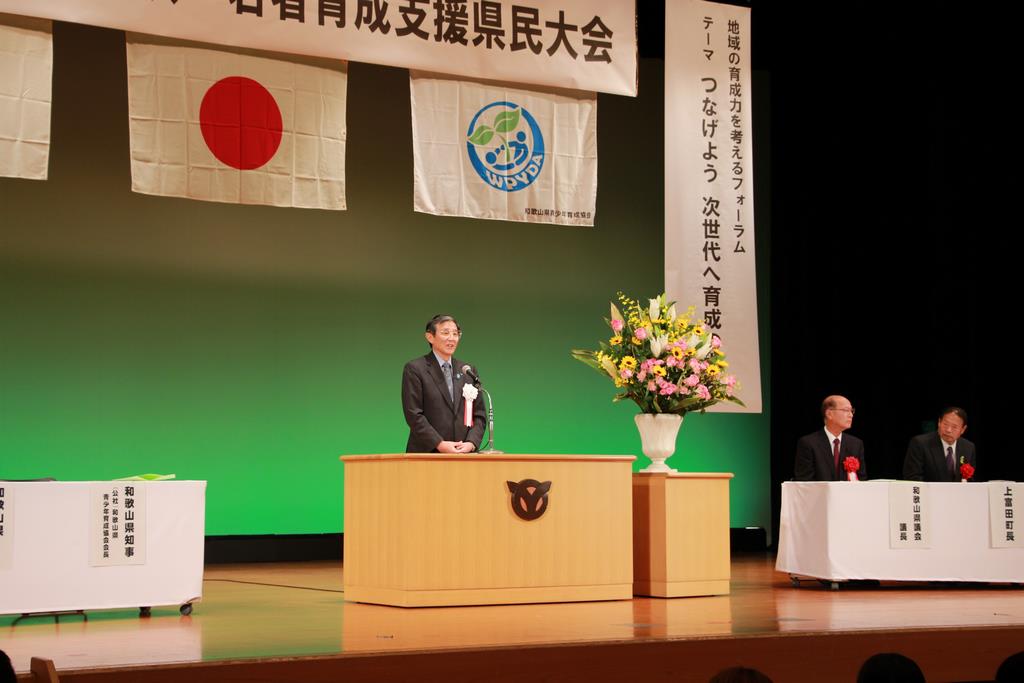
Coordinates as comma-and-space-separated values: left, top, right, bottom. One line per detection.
706, 365, 721, 377
671, 347, 684, 360
717, 359, 729, 368
609, 336, 622, 346
614, 377, 625, 388
693, 325, 705, 336
685, 347, 697, 357
619, 356, 638, 370
652, 365, 667, 377
631, 336, 642, 345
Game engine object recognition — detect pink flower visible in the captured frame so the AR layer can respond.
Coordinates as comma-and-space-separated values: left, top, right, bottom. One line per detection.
696, 385, 711, 400
678, 385, 691, 395
666, 356, 679, 367
637, 369, 647, 381
689, 358, 702, 373
647, 380, 657, 391
659, 382, 677, 396
723, 375, 737, 387
619, 369, 633, 379
611, 319, 624, 333
711, 336, 722, 348
635, 327, 648, 340
684, 374, 700, 387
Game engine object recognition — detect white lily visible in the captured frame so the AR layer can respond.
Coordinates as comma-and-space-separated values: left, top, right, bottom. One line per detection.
666, 304, 677, 322
695, 333, 714, 359
648, 297, 661, 321
650, 334, 669, 358
600, 355, 618, 378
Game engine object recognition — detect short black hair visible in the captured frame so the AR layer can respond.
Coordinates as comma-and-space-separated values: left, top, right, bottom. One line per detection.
425, 314, 460, 335
939, 406, 968, 425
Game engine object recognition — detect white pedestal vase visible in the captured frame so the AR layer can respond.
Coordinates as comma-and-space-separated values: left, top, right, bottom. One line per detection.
635, 413, 683, 473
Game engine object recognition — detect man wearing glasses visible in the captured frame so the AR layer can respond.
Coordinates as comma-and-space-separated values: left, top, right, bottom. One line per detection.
794, 395, 868, 481
401, 314, 486, 453
903, 407, 976, 482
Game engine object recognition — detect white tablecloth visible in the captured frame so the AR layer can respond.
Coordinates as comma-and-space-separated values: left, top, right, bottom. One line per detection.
0, 481, 205, 614
776, 481, 1024, 582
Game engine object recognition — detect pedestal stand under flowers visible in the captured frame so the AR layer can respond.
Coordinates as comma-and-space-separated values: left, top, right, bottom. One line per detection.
572, 293, 744, 473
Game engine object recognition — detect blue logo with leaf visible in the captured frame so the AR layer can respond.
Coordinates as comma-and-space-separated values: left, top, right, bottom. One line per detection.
466, 102, 545, 193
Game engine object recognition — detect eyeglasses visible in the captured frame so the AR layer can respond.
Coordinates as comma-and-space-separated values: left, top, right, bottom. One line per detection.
434, 330, 462, 339
830, 407, 855, 415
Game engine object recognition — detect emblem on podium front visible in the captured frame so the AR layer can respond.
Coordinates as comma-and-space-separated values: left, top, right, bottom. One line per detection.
506, 479, 551, 521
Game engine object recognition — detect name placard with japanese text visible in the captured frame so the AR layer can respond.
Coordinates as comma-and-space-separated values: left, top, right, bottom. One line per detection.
889, 481, 930, 549
89, 483, 148, 566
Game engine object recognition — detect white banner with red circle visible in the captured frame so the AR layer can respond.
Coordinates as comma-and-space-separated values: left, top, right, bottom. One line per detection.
0, 0, 636, 97
127, 39, 346, 209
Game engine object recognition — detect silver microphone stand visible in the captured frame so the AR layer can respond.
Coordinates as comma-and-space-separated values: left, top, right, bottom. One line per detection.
478, 387, 503, 454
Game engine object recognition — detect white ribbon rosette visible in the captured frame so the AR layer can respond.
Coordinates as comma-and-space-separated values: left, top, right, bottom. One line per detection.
462, 383, 479, 427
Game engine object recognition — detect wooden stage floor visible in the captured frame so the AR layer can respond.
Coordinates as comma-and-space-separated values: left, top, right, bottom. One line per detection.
2, 554, 1022, 682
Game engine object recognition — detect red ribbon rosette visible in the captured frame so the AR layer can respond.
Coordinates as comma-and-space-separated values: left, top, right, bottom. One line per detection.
959, 462, 975, 481
843, 456, 860, 482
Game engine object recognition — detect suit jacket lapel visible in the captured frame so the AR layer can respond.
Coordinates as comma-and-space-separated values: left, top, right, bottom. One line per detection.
930, 433, 950, 481
425, 353, 455, 412
815, 430, 838, 480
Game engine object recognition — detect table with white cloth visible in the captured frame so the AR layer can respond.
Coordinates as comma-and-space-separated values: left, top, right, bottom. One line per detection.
776, 481, 1023, 583
0, 481, 206, 615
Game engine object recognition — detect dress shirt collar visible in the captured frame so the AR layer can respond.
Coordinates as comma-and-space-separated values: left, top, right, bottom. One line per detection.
824, 427, 843, 445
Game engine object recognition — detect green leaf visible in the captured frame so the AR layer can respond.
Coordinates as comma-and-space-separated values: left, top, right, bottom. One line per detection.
494, 108, 521, 133
467, 125, 494, 146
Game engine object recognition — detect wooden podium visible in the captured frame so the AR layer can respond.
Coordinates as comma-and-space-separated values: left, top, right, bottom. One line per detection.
632, 472, 733, 598
340, 453, 635, 607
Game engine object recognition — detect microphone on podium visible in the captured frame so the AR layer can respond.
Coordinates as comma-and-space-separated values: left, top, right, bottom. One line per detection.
461, 365, 501, 454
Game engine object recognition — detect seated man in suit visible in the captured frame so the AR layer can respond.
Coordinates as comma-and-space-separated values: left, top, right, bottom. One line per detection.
794, 394, 867, 481
401, 314, 486, 453
903, 406, 976, 481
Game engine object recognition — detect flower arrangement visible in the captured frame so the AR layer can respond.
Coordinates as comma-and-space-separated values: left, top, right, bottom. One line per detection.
571, 293, 744, 414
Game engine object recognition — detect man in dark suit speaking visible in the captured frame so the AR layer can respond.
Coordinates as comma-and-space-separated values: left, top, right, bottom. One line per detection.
903, 407, 976, 481
401, 314, 486, 453
794, 395, 867, 481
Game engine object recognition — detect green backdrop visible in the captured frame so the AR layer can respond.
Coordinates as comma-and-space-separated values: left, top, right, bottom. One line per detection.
0, 22, 770, 536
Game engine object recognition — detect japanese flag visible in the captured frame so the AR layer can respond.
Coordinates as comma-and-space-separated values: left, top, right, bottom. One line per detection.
0, 15, 52, 181
127, 39, 346, 210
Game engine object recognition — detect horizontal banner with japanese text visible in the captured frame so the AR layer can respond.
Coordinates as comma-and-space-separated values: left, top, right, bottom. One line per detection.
0, 0, 636, 96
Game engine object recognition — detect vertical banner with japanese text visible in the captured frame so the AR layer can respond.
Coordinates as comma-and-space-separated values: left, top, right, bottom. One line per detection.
664, 0, 761, 412
0, 485, 12, 570
89, 483, 147, 566
411, 72, 597, 226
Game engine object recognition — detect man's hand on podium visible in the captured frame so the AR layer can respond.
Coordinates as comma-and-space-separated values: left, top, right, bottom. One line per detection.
437, 440, 476, 454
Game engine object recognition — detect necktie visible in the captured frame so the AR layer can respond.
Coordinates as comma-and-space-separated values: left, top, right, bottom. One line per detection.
833, 438, 841, 480
946, 446, 955, 480
442, 362, 454, 402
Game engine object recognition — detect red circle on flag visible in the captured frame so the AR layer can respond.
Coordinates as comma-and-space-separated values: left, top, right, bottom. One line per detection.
199, 76, 283, 170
